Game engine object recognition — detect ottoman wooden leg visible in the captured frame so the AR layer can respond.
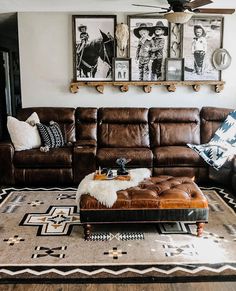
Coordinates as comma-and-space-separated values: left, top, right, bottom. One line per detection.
196, 222, 204, 237
83, 224, 92, 240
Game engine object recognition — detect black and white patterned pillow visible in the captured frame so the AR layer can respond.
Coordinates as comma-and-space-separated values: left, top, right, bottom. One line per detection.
37, 121, 65, 148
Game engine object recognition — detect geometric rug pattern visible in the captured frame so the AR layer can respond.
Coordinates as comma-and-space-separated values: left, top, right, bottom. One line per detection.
0, 186, 235, 283
20, 205, 80, 236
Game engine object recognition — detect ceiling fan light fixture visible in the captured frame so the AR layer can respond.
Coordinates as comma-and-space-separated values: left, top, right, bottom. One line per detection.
164, 11, 193, 24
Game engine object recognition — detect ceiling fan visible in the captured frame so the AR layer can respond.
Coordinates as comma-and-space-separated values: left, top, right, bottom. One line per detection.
132, 0, 235, 23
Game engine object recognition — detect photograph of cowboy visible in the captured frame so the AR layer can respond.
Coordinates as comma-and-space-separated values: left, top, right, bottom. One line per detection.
129, 17, 169, 81
73, 15, 116, 81
192, 25, 207, 75
183, 16, 223, 81
150, 21, 169, 81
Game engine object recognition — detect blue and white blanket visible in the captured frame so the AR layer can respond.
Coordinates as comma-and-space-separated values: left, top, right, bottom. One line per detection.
188, 110, 236, 170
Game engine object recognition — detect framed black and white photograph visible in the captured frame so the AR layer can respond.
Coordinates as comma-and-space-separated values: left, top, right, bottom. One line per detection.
165, 58, 184, 81
128, 16, 169, 82
72, 15, 117, 81
182, 16, 224, 81
113, 58, 131, 81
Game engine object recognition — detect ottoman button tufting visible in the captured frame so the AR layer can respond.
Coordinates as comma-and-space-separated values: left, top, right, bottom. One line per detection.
79, 175, 209, 239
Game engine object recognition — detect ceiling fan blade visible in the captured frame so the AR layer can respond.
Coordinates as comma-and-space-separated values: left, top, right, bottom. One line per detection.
194, 8, 235, 14
186, 0, 213, 9
132, 4, 169, 11
132, 11, 166, 16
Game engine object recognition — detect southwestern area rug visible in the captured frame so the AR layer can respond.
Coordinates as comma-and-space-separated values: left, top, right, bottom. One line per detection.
0, 186, 235, 283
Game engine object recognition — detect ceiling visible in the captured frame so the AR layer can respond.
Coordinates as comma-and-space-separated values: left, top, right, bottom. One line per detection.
0, 0, 236, 13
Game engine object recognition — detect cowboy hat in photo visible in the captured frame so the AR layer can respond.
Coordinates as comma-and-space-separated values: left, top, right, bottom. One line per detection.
133, 23, 153, 38
193, 25, 206, 37
212, 48, 232, 70
152, 21, 169, 36
78, 24, 87, 32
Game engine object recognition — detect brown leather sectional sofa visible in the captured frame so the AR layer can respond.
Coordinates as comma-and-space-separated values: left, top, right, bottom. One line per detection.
0, 106, 234, 188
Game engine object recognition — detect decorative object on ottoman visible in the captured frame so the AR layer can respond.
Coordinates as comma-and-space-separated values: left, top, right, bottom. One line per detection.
116, 157, 131, 176
93, 167, 114, 180
78, 175, 209, 240
93, 167, 131, 181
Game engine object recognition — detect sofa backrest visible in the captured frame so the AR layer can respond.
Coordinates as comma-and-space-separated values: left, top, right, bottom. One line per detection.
97, 108, 149, 148
200, 106, 233, 143
75, 107, 97, 143
149, 108, 200, 147
16, 107, 76, 143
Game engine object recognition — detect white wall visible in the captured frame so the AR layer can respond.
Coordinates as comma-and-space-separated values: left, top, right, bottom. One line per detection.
18, 12, 236, 109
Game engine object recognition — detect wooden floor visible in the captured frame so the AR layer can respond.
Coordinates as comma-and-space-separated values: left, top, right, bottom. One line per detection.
0, 282, 236, 291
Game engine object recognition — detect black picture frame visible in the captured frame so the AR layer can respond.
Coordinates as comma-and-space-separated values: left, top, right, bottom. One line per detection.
113, 58, 131, 81
72, 15, 117, 82
128, 15, 170, 82
165, 58, 184, 81
182, 16, 224, 81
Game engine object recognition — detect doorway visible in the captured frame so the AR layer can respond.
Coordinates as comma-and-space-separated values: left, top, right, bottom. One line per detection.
0, 13, 21, 140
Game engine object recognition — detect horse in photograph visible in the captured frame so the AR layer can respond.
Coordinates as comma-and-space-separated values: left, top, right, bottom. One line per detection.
77, 30, 114, 78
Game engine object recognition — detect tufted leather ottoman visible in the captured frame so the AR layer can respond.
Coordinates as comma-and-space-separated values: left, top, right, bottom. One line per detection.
79, 176, 209, 239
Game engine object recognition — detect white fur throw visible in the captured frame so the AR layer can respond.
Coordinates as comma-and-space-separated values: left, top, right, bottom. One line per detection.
76, 168, 151, 208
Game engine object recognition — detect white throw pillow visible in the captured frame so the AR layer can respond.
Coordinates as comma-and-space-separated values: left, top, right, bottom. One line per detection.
7, 112, 41, 151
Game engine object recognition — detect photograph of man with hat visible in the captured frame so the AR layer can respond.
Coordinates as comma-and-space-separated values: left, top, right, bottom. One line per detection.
192, 25, 207, 75
133, 23, 153, 81
150, 21, 169, 80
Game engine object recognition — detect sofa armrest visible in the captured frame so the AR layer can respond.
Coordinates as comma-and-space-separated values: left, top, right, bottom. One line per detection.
0, 141, 15, 185
73, 144, 97, 184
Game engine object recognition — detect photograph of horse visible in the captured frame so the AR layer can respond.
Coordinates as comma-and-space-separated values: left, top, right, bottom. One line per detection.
73, 15, 116, 81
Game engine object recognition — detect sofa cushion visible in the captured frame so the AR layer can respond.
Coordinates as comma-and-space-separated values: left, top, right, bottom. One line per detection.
153, 146, 205, 167
96, 148, 153, 168
37, 122, 65, 148
98, 108, 149, 148
17, 107, 76, 143
99, 124, 149, 148
14, 147, 72, 168
7, 112, 41, 151
149, 108, 200, 147
200, 107, 233, 143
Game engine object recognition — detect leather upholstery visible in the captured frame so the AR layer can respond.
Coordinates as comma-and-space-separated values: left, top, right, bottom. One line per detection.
0, 106, 234, 188
149, 108, 205, 181
153, 167, 208, 182
80, 176, 208, 210
96, 148, 153, 168
0, 141, 15, 185
201, 107, 234, 185
12, 107, 75, 185
73, 108, 98, 184
75, 107, 97, 142
98, 108, 149, 148
73, 145, 96, 184
149, 108, 200, 146
14, 168, 73, 186
17, 107, 76, 143
200, 106, 232, 143
153, 146, 204, 166
14, 147, 72, 167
